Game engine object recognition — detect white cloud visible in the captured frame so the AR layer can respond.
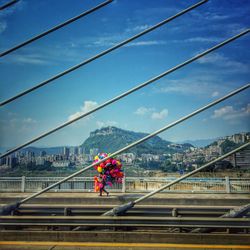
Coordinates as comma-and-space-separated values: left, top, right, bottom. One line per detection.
171, 36, 222, 44
134, 107, 154, 116
184, 37, 221, 43
206, 14, 229, 21
125, 24, 150, 33
212, 91, 219, 98
2, 38, 93, 66
96, 120, 118, 128
0, 0, 25, 37
22, 118, 37, 124
82, 34, 123, 48
0, 21, 7, 34
151, 109, 168, 120
134, 106, 168, 120
155, 72, 248, 101
211, 104, 250, 120
85, 36, 166, 48
5, 53, 55, 65
126, 40, 166, 47
68, 101, 98, 121
190, 11, 230, 22
0, 115, 37, 132
224, 23, 247, 36
212, 106, 234, 119
156, 76, 227, 97
197, 53, 249, 73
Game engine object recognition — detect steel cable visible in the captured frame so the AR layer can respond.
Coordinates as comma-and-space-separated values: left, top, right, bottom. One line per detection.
0, 0, 208, 106
16, 82, 249, 204
0, 0, 113, 57
0, 0, 19, 11
0, 29, 248, 159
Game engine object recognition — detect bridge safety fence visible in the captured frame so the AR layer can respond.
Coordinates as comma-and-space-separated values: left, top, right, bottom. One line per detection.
0, 176, 249, 194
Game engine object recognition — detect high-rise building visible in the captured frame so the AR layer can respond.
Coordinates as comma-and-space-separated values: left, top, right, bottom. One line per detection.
232, 133, 247, 144
78, 146, 83, 155
0, 156, 6, 166
36, 157, 45, 166
63, 147, 70, 160
74, 147, 78, 155
6, 155, 18, 168
77, 146, 83, 155
40, 151, 46, 157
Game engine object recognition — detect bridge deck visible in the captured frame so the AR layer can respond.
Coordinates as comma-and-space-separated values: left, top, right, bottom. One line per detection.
1, 192, 249, 206
0, 192, 249, 248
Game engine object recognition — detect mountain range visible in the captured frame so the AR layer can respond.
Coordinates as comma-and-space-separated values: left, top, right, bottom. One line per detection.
3, 126, 193, 156
1, 126, 231, 155
81, 126, 192, 155
179, 138, 217, 148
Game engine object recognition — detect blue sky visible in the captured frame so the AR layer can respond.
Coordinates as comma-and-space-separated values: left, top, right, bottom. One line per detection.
0, 0, 249, 148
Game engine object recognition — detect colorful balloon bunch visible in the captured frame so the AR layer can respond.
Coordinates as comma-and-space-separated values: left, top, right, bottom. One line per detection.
93, 153, 124, 192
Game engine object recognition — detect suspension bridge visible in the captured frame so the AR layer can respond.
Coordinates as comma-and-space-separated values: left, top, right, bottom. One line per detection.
0, 0, 249, 249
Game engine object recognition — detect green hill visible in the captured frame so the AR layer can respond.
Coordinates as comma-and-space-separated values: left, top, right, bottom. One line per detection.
81, 126, 173, 155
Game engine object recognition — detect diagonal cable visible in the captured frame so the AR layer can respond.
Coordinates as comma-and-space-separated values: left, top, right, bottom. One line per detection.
0, 29, 248, 159
0, 0, 113, 57
0, 0, 19, 10
103, 141, 250, 216
13, 83, 250, 205
0, 0, 208, 106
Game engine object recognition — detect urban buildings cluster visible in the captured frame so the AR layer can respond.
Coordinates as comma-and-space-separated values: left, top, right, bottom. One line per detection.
0, 132, 249, 171
166, 132, 249, 171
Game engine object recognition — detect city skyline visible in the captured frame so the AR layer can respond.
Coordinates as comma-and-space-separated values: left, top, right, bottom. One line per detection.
0, 0, 249, 148
1, 129, 248, 173
0, 127, 248, 153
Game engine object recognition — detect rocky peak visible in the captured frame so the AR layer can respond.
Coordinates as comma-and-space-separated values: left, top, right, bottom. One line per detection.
90, 126, 118, 137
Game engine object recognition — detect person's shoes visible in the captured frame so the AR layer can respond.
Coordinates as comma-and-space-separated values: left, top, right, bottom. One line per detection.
99, 194, 102, 196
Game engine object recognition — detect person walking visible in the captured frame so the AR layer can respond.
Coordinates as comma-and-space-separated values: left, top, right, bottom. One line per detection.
99, 174, 109, 196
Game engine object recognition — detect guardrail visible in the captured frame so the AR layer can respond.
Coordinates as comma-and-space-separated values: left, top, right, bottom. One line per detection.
0, 176, 249, 193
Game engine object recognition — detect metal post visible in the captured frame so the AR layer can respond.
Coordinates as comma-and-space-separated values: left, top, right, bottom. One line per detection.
122, 175, 126, 193
103, 142, 250, 216
233, 153, 237, 168
0, 85, 249, 214
21, 176, 25, 193
1, 31, 249, 158
18, 84, 249, 205
225, 176, 231, 193
192, 203, 250, 233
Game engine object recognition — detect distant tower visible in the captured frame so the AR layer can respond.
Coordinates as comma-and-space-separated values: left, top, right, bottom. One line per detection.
6, 155, 18, 168
63, 147, 70, 160
78, 146, 83, 155
74, 147, 78, 155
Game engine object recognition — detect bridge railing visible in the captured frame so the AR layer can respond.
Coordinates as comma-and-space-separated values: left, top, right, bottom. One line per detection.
0, 176, 249, 194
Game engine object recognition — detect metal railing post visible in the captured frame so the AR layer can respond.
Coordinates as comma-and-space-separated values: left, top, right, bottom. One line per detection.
122, 175, 126, 193
225, 176, 231, 193
233, 153, 237, 168
0, 85, 248, 214
21, 176, 25, 193
103, 142, 250, 216
1, 31, 249, 159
